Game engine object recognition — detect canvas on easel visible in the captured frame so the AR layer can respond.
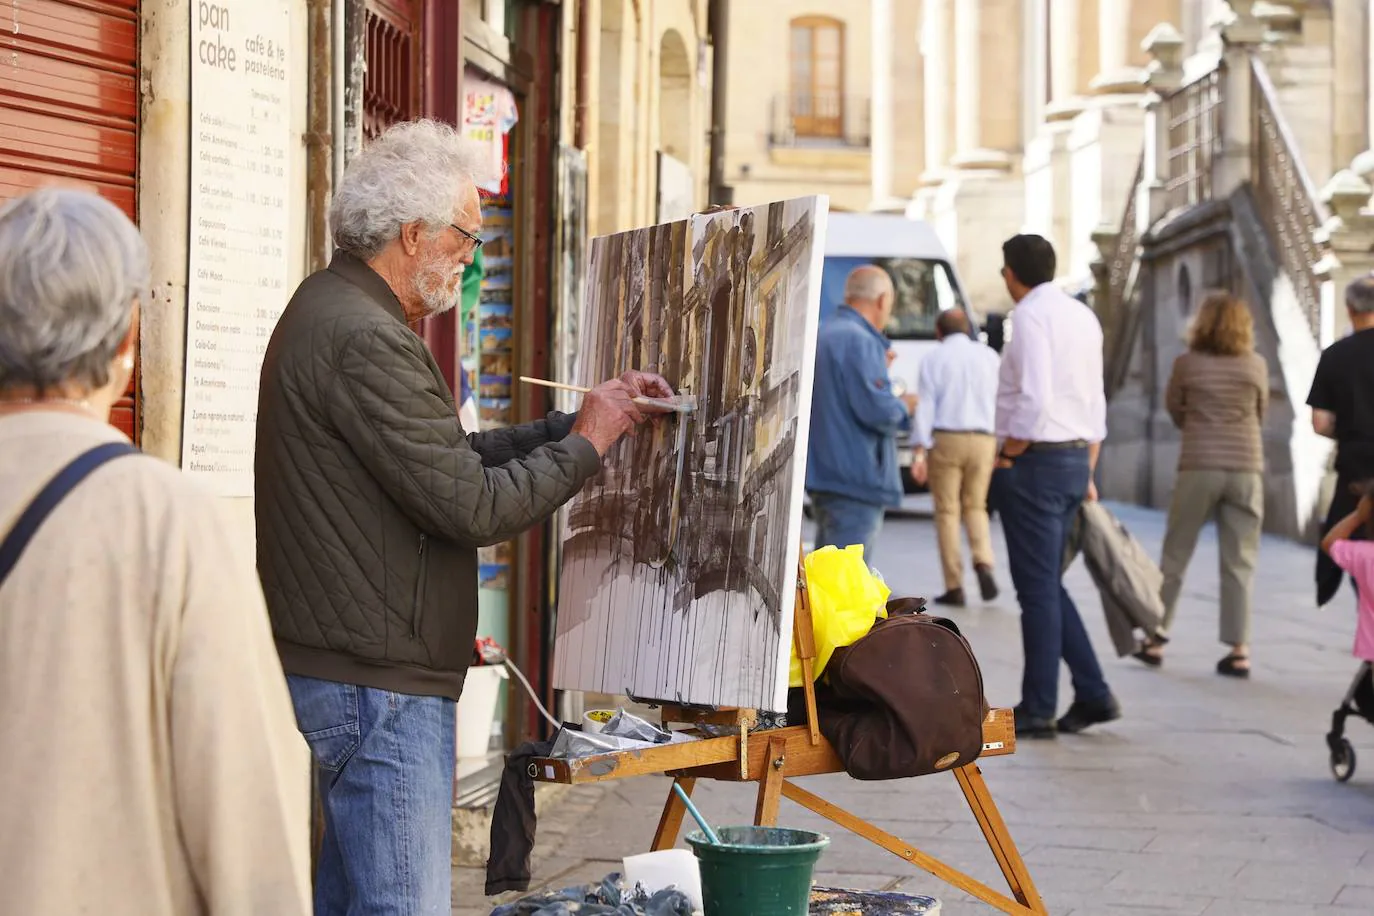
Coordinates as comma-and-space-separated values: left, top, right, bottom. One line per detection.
552, 197, 829, 713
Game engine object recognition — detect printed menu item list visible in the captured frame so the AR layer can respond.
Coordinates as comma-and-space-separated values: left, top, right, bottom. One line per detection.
183, 1, 291, 496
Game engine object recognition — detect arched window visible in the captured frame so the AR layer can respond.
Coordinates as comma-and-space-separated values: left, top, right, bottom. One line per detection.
789, 16, 844, 139
658, 30, 692, 159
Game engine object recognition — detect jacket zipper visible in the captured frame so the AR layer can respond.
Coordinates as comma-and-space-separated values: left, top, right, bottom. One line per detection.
411, 534, 428, 638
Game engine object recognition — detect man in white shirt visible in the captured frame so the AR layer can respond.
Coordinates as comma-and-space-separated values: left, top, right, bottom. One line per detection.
992, 234, 1120, 740
912, 309, 1003, 607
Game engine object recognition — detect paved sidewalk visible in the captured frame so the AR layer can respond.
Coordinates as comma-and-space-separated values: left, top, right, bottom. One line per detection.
456, 504, 1374, 915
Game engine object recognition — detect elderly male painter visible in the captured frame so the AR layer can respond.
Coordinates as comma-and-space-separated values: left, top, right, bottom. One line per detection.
255, 118, 673, 914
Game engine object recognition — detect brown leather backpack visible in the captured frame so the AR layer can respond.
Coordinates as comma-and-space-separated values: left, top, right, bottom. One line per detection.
799, 596, 988, 781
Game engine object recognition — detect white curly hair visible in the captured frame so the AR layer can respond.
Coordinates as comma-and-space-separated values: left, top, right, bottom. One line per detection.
329, 119, 488, 260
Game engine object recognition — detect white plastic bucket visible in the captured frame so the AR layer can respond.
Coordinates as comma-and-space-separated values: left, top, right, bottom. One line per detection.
456, 664, 507, 758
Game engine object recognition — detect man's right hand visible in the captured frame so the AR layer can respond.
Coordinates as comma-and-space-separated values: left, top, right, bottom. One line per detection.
571, 379, 648, 456
901, 393, 919, 414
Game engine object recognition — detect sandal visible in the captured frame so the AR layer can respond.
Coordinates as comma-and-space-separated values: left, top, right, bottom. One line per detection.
1133, 636, 1166, 668
1216, 652, 1251, 679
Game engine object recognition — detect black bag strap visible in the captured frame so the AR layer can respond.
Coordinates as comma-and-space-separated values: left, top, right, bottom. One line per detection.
0, 441, 138, 588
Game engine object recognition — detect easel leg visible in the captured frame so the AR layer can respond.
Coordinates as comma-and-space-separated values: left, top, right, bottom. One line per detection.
652, 777, 696, 851
753, 736, 788, 827
779, 780, 1036, 915
954, 764, 1047, 914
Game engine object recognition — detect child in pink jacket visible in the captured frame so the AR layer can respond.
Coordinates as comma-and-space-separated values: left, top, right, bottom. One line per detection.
1322, 484, 1374, 660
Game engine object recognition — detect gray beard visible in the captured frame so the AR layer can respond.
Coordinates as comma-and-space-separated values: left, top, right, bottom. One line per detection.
415, 261, 461, 318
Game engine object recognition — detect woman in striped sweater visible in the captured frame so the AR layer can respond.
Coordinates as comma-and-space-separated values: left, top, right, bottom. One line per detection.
1135, 292, 1269, 677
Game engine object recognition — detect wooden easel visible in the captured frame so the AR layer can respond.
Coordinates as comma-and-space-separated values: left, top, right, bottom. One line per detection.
532, 553, 1047, 915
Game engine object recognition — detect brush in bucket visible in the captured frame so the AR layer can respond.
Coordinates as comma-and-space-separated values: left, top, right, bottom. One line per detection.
686, 826, 830, 916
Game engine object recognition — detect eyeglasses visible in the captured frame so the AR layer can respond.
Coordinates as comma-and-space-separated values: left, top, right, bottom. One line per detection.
449, 223, 484, 251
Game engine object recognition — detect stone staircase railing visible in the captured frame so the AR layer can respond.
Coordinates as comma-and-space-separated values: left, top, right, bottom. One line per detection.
1164, 67, 1225, 213
1093, 157, 1143, 400
1249, 54, 1330, 339
1095, 6, 1374, 359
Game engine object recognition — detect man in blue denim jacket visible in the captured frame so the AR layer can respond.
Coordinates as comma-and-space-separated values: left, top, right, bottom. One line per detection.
805, 265, 917, 558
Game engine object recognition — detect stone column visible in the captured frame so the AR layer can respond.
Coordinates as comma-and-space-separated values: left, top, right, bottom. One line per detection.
1048, 0, 1088, 119
1092, 0, 1144, 93
1209, 4, 1266, 200
870, 0, 894, 206
918, 0, 952, 183
1049, 0, 1081, 103
1092, 0, 1183, 95
1141, 23, 1185, 223
1332, 0, 1369, 168
1369, 0, 1374, 156
889, 0, 926, 197
1221, 0, 1267, 45
950, 0, 1019, 169
1318, 169, 1374, 343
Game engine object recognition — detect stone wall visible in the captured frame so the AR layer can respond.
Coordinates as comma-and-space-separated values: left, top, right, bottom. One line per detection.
1099, 189, 1332, 542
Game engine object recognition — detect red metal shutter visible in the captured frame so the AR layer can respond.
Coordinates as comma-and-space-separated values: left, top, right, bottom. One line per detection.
0, 0, 141, 440
362, 0, 461, 391
364, 0, 422, 139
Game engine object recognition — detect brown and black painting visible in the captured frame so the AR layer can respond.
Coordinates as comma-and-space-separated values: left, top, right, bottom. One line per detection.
553, 197, 828, 713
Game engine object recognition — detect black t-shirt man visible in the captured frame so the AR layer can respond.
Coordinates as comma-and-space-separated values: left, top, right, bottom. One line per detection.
1307, 326, 1374, 605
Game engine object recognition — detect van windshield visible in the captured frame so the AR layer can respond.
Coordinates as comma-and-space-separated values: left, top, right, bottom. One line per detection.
819, 256, 968, 341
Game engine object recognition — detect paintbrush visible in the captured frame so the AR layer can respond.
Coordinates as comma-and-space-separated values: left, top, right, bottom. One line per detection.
518, 376, 697, 414
672, 782, 721, 845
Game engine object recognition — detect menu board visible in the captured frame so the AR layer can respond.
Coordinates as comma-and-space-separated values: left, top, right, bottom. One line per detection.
182, 1, 292, 496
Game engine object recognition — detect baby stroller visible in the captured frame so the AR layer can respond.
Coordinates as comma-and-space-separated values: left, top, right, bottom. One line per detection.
1326, 661, 1374, 781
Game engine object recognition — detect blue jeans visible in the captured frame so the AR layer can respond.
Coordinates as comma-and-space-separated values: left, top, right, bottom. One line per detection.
992, 448, 1111, 720
287, 675, 456, 915
810, 491, 886, 559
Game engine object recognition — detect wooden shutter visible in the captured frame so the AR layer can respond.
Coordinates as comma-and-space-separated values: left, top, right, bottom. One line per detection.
1, 0, 141, 440
789, 16, 844, 139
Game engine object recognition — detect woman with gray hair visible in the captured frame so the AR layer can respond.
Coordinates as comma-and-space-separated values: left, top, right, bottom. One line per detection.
0, 188, 310, 916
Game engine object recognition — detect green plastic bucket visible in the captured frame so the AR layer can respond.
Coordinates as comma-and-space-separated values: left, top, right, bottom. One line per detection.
686, 826, 830, 916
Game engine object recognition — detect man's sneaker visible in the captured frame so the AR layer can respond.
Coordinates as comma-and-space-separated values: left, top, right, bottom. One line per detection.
975, 564, 999, 602
1056, 695, 1123, 734
1013, 706, 1057, 740
933, 588, 966, 608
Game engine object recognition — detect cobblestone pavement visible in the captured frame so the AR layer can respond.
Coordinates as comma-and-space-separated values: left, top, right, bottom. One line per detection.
456, 503, 1374, 915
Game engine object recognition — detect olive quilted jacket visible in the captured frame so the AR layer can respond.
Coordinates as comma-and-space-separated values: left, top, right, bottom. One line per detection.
254, 251, 601, 699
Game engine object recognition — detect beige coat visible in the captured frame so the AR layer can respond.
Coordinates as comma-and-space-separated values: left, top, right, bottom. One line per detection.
0, 412, 311, 916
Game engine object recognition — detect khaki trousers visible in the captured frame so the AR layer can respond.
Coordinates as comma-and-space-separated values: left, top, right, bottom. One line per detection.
928, 431, 998, 590
1159, 469, 1263, 646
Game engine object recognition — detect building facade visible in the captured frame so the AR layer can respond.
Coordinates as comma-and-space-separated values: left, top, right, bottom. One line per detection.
717, 0, 924, 214
709, 0, 1372, 544
1080, 0, 1374, 543
555, 0, 712, 237
908, 0, 1190, 312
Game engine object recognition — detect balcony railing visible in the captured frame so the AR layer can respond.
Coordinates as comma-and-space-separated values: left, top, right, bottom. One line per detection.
769, 92, 871, 149
1104, 157, 1145, 398
1165, 68, 1224, 212
1250, 55, 1329, 338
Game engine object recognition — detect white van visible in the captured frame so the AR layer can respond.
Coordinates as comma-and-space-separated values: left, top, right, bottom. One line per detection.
819, 213, 993, 495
